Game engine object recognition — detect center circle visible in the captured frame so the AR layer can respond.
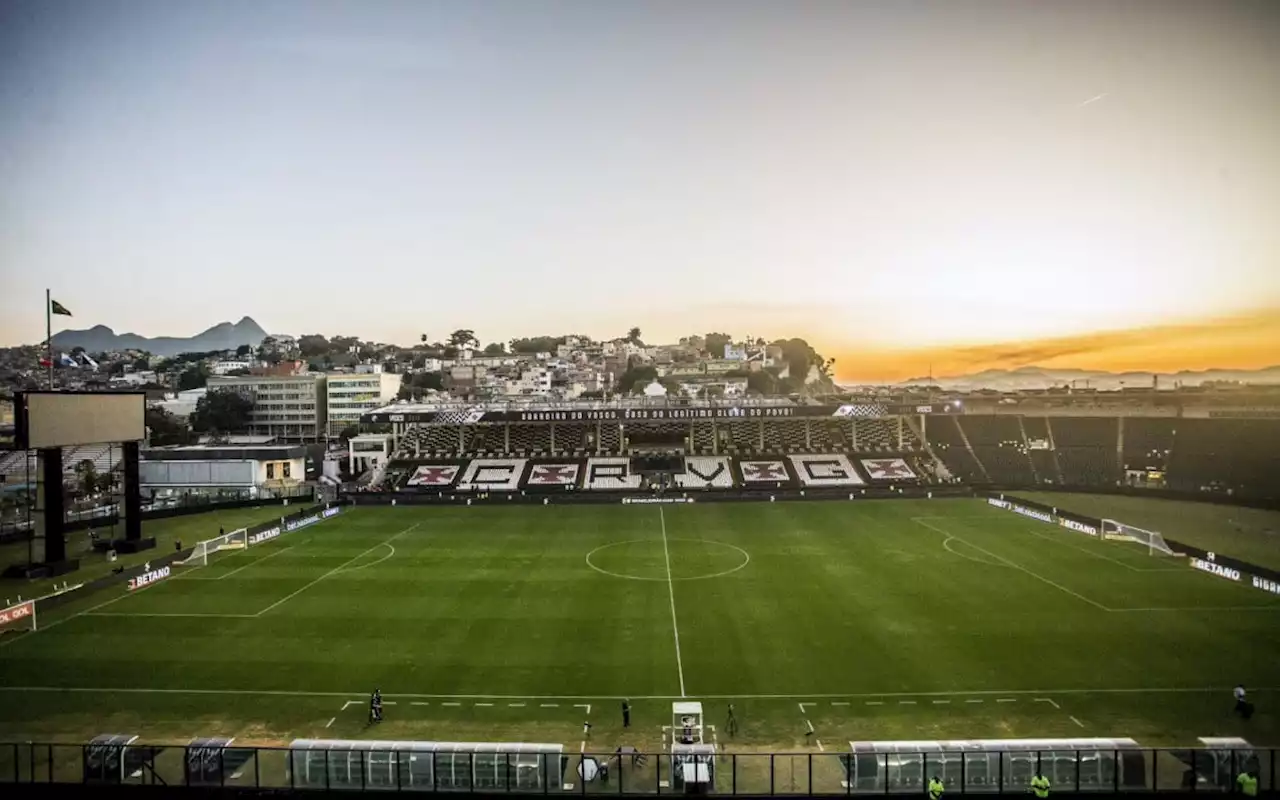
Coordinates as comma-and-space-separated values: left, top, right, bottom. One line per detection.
585, 539, 751, 582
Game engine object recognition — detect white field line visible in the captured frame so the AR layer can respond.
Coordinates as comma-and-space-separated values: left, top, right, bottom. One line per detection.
816, 739, 825, 752
205, 545, 296, 581
85, 612, 256, 618
912, 517, 1110, 611
508, 703, 525, 707
658, 507, 686, 698
540, 703, 559, 708
831, 701, 849, 706
338, 544, 396, 574
1, 559, 203, 646
412, 702, 430, 707
798, 702, 813, 713
341, 701, 360, 710
0, 686, 1271, 701
932, 700, 950, 705
966, 699, 984, 704
899, 700, 916, 705
441, 702, 461, 707
253, 523, 419, 617
1070, 716, 1086, 728
574, 703, 592, 715
997, 698, 1016, 703
476, 702, 493, 707
1035, 698, 1061, 709
865, 701, 884, 706
1022, 528, 1182, 573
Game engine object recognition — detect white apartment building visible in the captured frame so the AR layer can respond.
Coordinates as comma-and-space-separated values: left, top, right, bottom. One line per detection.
326, 370, 403, 437
208, 374, 327, 441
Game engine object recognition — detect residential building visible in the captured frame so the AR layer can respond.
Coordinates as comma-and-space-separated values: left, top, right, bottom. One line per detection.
326, 369, 402, 436
208, 374, 327, 441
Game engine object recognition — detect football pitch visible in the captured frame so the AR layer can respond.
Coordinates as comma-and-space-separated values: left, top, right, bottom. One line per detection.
1, 498, 1277, 755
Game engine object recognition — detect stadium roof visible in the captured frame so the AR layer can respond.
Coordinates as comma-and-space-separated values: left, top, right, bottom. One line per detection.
366, 396, 800, 417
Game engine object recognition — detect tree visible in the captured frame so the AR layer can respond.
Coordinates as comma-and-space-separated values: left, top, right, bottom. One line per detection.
617, 365, 659, 394
747, 371, 778, 395
482, 342, 506, 356
131, 356, 151, 371
74, 459, 97, 498
177, 364, 209, 391
705, 332, 732, 357
145, 407, 194, 446
509, 335, 564, 354
190, 389, 254, 435
627, 327, 644, 346
259, 336, 283, 364
448, 329, 478, 349
420, 333, 428, 344
298, 334, 331, 357
398, 371, 445, 401
235, 343, 252, 357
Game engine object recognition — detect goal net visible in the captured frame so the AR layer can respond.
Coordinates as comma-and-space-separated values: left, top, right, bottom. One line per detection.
1102, 519, 1178, 556
180, 528, 249, 567
0, 599, 37, 636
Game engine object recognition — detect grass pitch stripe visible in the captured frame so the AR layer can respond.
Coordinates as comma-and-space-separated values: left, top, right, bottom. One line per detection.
659, 507, 686, 697
253, 523, 420, 617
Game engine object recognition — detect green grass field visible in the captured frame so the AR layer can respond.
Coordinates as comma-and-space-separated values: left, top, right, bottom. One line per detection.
1013, 492, 1280, 572
0, 504, 304, 599
1, 498, 1277, 773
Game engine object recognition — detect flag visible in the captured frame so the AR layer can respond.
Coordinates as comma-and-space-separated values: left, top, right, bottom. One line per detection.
50, 299, 72, 316
59, 353, 79, 368
39, 358, 52, 368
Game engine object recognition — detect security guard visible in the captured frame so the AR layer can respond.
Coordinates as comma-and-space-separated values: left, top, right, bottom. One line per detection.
1030, 772, 1051, 798
928, 775, 945, 800
1237, 770, 1258, 798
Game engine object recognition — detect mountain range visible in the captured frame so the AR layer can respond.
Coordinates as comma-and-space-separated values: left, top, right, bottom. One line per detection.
50, 317, 269, 358
885, 365, 1280, 391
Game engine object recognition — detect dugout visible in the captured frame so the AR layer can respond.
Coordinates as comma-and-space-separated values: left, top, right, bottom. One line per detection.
287, 739, 566, 791
843, 738, 1145, 793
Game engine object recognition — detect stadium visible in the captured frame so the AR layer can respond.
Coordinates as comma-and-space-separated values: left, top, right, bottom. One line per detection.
1, 393, 1278, 796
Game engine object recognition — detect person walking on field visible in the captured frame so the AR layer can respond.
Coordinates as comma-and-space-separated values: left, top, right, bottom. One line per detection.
621, 700, 631, 728
726, 704, 739, 737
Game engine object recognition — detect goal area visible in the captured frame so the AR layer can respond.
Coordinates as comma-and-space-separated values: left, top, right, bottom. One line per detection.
180, 528, 249, 567
0, 599, 37, 636
1101, 519, 1178, 556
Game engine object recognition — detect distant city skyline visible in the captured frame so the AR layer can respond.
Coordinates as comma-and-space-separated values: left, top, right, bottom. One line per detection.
3, 1, 1278, 383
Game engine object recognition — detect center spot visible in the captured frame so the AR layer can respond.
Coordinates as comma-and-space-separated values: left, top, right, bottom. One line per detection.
585, 538, 750, 582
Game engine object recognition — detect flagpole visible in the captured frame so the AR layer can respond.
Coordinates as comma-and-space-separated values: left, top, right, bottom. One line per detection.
46, 288, 53, 390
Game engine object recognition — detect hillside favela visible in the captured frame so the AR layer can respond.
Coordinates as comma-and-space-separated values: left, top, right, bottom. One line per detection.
1, 2, 1279, 800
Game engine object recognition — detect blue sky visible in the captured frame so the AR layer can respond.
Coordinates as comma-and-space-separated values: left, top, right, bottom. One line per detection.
2, 1, 1278, 380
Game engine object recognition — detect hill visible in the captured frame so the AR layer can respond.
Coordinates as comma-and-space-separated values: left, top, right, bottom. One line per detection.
49, 317, 269, 357
889, 365, 1280, 391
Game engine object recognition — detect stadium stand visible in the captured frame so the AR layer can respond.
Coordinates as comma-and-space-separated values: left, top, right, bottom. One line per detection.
859, 458, 917, 482
788, 453, 865, 486
596, 425, 622, 455
675, 456, 735, 489
762, 421, 807, 453
1046, 417, 1121, 487
553, 424, 589, 455
1165, 418, 1280, 499
721, 422, 758, 454
1122, 418, 1177, 472
406, 464, 463, 488
525, 462, 582, 487
506, 425, 553, 456
924, 417, 988, 482
689, 422, 716, 454
583, 457, 641, 490
852, 418, 899, 453
957, 416, 1035, 485
739, 458, 794, 487
457, 458, 528, 491
1020, 415, 1061, 484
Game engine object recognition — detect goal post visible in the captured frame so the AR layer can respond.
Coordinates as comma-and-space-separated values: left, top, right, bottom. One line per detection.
179, 528, 249, 567
1102, 519, 1178, 556
0, 599, 37, 636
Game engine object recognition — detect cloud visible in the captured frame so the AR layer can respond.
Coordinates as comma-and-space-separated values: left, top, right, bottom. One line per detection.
831, 307, 1280, 383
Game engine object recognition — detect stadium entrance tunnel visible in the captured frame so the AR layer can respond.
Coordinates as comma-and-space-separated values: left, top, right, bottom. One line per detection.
585, 538, 750, 581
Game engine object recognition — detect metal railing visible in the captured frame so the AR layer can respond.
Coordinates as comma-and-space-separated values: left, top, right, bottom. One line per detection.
0, 743, 1274, 795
